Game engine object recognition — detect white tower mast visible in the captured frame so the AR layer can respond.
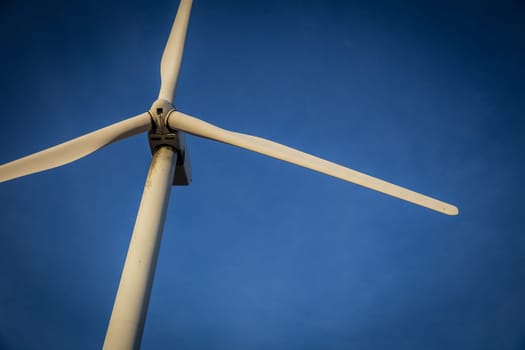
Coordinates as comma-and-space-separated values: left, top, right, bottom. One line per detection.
103, 147, 177, 349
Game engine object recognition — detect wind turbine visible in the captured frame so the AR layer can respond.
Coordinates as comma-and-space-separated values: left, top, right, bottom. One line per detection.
0, 0, 458, 349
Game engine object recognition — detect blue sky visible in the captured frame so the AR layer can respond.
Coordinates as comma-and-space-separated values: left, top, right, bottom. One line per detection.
1, 0, 525, 349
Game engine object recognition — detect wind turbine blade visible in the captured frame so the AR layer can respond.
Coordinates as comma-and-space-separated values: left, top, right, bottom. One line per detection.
0, 113, 151, 183
168, 111, 458, 215
158, 0, 193, 103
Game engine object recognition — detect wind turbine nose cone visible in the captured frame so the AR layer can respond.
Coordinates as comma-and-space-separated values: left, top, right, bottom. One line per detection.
150, 99, 175, 116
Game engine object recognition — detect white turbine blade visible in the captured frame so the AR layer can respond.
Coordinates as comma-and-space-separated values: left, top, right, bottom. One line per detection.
0, 113, 151, 183
168, 111, 458, 215
158, 0, 193, 103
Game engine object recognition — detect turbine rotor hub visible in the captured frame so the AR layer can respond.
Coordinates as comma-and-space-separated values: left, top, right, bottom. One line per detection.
147, 99, 191, 186
148, 99, 175, 134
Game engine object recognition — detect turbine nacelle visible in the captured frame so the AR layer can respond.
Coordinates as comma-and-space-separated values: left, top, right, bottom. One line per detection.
148, 99, 192, 185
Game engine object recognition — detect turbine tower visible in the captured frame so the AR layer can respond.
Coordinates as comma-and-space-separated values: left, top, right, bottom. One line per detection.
0, 0, 458, 349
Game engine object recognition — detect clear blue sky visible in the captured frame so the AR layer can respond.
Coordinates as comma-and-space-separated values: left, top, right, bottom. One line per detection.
1, 0, 524, 349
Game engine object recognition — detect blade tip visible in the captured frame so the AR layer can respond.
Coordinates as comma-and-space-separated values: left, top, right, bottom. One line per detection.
444, 205, 459, 216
